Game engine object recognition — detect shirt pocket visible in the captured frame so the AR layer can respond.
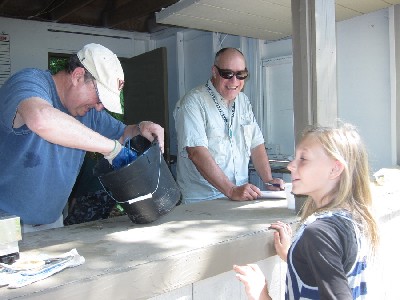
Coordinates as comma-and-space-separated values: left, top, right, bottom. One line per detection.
207, 124, 227, 166
242, 124, 254, 157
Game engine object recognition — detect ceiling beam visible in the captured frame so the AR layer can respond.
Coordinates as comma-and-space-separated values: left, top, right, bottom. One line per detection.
104, 0, 178, 27
50, 0, 96, 22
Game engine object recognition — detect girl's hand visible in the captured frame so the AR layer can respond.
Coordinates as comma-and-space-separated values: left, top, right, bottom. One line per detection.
233, 264, 272, 300
269, 221, 292, 262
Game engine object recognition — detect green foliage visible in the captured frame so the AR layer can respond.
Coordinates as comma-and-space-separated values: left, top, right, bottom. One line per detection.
49, 57, 68, 75
109, 92, 125, 122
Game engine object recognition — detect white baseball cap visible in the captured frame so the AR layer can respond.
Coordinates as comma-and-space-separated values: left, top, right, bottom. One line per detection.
77, 43, 125, 114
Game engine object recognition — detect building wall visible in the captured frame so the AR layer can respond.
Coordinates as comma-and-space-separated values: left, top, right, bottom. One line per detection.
0, 17, 149, 74
337, 9, 392, 171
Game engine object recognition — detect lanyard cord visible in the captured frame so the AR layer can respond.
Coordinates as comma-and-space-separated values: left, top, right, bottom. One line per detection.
205, 82, 235, 139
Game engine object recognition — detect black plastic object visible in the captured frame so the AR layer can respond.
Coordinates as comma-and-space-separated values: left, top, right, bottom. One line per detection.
0, 252, 20, 264
94, 136, 180, 224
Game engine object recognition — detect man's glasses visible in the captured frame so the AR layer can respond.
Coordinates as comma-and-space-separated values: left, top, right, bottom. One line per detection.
214, 65, 249, 80
92, 80, 102, 104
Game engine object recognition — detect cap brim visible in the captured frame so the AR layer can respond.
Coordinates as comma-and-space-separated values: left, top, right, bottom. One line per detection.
96, 82, 123, 114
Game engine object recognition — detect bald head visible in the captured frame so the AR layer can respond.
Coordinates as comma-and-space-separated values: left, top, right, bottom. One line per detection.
214, 48, 246, 66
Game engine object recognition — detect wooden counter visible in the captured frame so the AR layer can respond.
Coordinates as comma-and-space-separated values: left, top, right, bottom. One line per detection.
1, 199, 298, 300
1, 182, 399, 299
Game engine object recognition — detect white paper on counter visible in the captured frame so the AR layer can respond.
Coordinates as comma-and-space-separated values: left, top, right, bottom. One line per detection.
259, 190, 287, 199
0, 248, 85, 288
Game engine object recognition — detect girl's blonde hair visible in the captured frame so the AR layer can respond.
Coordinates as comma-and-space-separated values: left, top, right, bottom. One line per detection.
299, 123, 379, 252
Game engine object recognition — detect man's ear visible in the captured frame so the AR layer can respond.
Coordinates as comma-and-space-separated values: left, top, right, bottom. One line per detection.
330, 160, 344, 179
211, 65, 217, 78
71, 67, 86, 85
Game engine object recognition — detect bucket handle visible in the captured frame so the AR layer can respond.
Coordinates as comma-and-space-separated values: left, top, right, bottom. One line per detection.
98, 146, 162, 204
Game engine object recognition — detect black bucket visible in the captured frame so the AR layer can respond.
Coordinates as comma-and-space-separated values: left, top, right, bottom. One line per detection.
93, 136, 181, 224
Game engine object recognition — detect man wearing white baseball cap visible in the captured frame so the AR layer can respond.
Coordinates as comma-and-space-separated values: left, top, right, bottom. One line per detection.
77, 43, 125, 114
0, 43, 164, 232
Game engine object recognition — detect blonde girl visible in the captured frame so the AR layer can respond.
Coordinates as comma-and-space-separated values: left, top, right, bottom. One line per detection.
234, 123, 379, 300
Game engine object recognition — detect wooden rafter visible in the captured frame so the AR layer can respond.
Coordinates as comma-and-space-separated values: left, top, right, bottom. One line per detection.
50, 0, 97, 22
104, 0, 178, 27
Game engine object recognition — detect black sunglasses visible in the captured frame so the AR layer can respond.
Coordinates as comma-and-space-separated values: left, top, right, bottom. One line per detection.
214, 65, 249, 80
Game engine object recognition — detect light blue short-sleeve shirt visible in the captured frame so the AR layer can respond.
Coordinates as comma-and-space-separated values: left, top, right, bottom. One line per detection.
174, 80, 264, 203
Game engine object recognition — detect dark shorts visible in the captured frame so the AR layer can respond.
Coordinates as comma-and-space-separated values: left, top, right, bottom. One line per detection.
64, 190, 116, 225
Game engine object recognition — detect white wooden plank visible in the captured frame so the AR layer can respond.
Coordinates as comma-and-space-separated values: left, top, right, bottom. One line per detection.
335, 4, 363, 22
314, 0, 338, 126
203, 0, 292, 20
157, 0, 399, 42
336, 0, 398, 13
161, 15, 289, 40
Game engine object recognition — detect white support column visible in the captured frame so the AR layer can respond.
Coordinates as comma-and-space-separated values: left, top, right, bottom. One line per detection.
291, 0, 338, 142
241, 38, 264, 130
212, 32, 220, 57
147, 39, 157, 52
313, 0, 337, 126
176, 31, 185, 99
389, 5, 400, 165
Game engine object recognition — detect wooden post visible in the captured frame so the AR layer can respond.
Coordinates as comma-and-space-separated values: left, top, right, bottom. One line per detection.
291, 0, 338, 143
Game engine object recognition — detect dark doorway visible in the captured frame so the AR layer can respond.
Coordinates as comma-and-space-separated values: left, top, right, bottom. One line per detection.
120, 47, 170, 163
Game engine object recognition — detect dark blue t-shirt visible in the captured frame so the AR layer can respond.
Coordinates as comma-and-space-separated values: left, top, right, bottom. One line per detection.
0, 68, 125, 224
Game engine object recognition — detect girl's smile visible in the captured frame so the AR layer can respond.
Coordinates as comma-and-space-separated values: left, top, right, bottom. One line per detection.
288, 135, 341, 207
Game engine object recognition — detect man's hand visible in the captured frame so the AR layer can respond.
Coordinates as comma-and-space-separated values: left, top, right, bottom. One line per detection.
264, 178, 285, 191
229, 183, 262, 201
138, 121, 164, 153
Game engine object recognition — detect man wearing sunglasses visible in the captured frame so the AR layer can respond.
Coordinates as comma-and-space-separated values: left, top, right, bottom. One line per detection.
0, 43, 164, 232
174, 48, 284, 204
